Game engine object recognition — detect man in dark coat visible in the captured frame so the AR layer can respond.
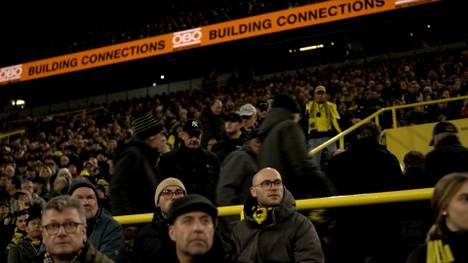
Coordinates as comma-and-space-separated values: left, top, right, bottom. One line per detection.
132, 177, 186, 263
232, 167, 324, 263
158, 119, 220, 202
69, 179, 124, 262
325, 121, 403, 194
165, 194, 236, 263
424, 121, 468, 186
111, 112, 165, 215
258, 94, 335, 199
7, 204, 42, 263
325, 121, 405, 262
37, 195, 113, 263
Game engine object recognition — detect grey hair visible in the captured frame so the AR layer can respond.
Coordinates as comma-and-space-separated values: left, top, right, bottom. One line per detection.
43, 195, 86, 225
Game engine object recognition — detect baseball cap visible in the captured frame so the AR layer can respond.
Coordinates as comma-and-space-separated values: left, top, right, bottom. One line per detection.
224, 113, 242, 123
239, 104, 257, 117
183, 119, 203, 132
315, 85, 326, 93
429, 121, 458, 146
167, 194, 217, 224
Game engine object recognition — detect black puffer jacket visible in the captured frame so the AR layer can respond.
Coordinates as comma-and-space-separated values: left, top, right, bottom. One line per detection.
232, 189, 324, 263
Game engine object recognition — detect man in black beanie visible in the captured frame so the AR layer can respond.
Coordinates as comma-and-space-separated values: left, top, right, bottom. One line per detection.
111, 112, 165, 215
69, 179, 124, 262
258, 94, 335, 199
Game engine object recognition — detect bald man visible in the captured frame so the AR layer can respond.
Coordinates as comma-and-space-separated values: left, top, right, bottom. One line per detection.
232, 167, 324, 263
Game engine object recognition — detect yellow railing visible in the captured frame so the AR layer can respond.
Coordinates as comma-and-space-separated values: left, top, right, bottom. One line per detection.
309, 95, 468, 157
2, 106, 105, 127
0, 129, 26, 143
113, 188, 433, 225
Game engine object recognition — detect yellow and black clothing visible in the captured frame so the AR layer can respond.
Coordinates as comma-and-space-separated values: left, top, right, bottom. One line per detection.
306, 100, 341, 137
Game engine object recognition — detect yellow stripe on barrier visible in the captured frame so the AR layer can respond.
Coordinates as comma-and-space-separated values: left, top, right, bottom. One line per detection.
113, 188, 433, 225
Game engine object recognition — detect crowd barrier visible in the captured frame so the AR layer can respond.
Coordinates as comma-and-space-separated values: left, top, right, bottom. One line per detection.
309, 95, 468, 157
113, 188, 433, 225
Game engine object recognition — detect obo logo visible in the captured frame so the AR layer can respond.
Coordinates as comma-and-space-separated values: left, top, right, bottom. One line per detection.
172, 28, 202, 49
0, 65, 23, 83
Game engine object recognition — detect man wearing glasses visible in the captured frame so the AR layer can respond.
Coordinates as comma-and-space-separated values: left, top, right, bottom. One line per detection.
232, 167, 324, 263
39, 195, 113, 263
133, 177, 187, 263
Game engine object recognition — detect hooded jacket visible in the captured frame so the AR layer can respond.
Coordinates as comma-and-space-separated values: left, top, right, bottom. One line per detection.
232, 189, 324, 263
258, 108, 335, 199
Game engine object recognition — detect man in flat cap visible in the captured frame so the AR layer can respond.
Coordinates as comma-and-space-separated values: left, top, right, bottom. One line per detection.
111, 112, 166, 215
164, 194, 236, 263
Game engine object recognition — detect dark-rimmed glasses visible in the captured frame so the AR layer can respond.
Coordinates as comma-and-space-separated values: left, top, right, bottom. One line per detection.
252, 179, 283, 190
161, 189, 185, 198
42, 222, 83, 235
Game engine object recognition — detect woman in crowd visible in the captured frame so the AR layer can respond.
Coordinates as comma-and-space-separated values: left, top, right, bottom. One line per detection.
407, 173, 468, 263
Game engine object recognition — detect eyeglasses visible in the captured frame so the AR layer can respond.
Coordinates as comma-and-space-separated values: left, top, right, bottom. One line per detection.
253, 179, 283, 190
42, 222, 83, 235
161, 189, 185, 198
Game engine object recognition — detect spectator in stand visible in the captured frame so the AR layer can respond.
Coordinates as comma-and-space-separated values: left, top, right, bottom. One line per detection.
69, 179, 125, 263
7, 204, 42, 263
326, 121, 403, 194
402, 150, 428, 189
238, 103, 257, 142
216, 131, 260, 233
111, 112, 165, 215
407, 173, 468, 263
165, 194, 236, 263
133, 177, 187, 263
199, 99, 224, 149
159, 119, 220, 202
232, 167, 324, 263
325, 121, 404, 262
255, 100, 270, 127
424, 121, 468, 186
305, 85, 342, 167
212, 113, 243, 163
37, 195, 113, 263
258, 94, 335, 200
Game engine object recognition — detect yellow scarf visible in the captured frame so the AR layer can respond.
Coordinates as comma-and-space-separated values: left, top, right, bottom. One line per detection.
427, 239, 454, 263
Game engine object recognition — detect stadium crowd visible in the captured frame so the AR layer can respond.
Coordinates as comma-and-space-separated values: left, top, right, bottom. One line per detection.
1, 46, 468, 262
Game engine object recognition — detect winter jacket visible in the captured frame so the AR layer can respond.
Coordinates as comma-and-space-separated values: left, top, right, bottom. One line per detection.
216, 144, 258, 206
111, 137, 161, 215
424, 135, 468, 186
232, 189, 324, 263
87, 209, 124, 263
158, 145, 219, 202
7, 237, 41, 263
407, 231, 468, 263
35, 242, 113, 263
258, 108, 335, 199
132, 208, 174, 263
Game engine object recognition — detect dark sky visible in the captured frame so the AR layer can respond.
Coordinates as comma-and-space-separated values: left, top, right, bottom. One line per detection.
0, 0, 462, 106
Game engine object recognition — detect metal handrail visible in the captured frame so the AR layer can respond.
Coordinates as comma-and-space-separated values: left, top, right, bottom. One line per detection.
308, 95, 468, 157
113, 188, 433, 225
